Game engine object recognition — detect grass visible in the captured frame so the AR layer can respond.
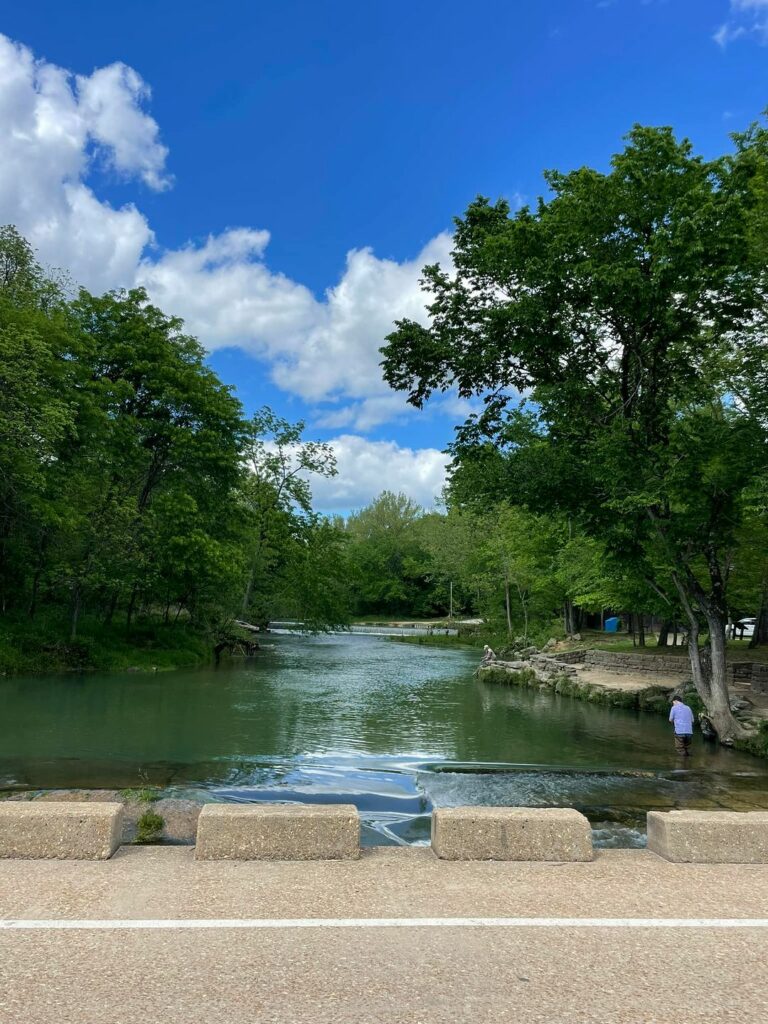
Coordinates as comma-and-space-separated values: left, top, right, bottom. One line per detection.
118, 787, 161, 804
0, 611, 212, 676
591, 633, 768, 663
134, 809, 164, 844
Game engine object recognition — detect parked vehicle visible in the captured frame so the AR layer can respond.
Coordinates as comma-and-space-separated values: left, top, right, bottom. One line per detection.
727, 618, 756, 639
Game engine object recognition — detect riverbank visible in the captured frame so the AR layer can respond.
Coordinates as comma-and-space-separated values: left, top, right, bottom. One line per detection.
477, 652, 768, 761
0, 614, 212, 675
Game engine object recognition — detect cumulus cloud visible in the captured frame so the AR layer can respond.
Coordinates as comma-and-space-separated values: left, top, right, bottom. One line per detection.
0, 34, 168, 293
139, 229, 453, 412
0, 32, 452, 421
307, 436, 449, 513
715, 0, 768, 45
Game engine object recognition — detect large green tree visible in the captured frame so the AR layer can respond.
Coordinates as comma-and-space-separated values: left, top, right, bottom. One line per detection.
0, 227, 349, 664
382, 123, 768, 741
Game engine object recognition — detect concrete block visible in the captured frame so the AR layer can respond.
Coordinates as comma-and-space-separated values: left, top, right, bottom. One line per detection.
195, 803, 360, 860
431, 807, 593, 861
647, 810, 768, 863
0, 801, 123, 860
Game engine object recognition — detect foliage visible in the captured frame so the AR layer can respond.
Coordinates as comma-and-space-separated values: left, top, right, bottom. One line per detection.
381, 120, 768, 740
0, 227, 348, 669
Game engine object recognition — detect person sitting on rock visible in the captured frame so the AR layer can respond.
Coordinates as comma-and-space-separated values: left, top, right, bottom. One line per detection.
481, 645, 496, 665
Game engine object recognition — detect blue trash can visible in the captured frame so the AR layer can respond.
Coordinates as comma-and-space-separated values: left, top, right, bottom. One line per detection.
605, 616, 620, 633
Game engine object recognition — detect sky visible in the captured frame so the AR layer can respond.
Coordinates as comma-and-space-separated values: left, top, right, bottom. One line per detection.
1, 0, 767, 511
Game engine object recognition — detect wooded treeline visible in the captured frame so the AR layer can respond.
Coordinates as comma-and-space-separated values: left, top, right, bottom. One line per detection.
341, 490, 768, 648
0, 226, 348, 663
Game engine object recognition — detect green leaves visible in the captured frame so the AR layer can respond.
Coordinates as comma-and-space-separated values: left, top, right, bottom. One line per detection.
0, 228, 347, 641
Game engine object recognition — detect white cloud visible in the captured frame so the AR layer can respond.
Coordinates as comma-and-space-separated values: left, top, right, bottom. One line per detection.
715, 0, 768, 45
138, 229, 453, 410
313, 395, 413, 432
0, 33, 453, 428
308, 436, 449, 512
0, 34, 166, 293
76, 63, 170, 191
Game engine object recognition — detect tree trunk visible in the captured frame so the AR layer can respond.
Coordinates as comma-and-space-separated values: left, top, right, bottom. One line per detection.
657, 619, 671, 648
241, 567, 255, 616
749, 586, 768, 649
104, 589, 120, 626
126, 583, 139, 632
27, 532, 49, 620
70, 584, 81, 642
563, 599, 577, 635
504, 568, 513, 639
515, 581, 529, 640
672, 572, 745, 743
637, 614, 645, 647
28, 567, 42, 620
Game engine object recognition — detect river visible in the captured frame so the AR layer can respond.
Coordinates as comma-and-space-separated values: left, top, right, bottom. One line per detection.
2, 632, 768, 846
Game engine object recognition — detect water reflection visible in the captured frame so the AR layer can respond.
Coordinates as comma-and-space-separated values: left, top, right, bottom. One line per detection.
2, 632, 768, 846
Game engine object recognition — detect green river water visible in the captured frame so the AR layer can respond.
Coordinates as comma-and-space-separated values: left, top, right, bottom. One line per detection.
2, 632, 768, 846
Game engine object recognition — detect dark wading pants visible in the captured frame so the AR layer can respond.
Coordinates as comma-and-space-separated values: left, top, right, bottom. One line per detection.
674, 733, 692, 755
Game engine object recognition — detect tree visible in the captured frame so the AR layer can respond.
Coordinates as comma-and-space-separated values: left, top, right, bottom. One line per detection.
239, 409, 340, 629
0, 227, 349, 661
345, 492, 435, 617
382, 123, 768, 741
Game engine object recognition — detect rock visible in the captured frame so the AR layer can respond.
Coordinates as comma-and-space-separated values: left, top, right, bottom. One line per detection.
730, 699, 752, 713
33, 788, 123, 803
519, 646, 539, 657
543, 638, 557, 650
699, 715, 717, 739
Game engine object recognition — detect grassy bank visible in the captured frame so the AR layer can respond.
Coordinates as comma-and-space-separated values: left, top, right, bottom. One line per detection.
0, 613, 212, 675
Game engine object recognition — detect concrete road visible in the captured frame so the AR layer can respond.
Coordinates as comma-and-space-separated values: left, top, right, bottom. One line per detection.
1, 847, 767, 1023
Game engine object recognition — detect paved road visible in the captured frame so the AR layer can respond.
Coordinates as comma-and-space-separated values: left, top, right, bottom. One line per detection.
1, 847, 767, 1023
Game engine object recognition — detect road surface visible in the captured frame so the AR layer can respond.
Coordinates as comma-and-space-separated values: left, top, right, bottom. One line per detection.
1, 846, 766, 1023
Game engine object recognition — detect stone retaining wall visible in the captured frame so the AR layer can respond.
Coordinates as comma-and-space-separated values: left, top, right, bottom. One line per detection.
750, 664, 768, 696
550, 649, 586, 664
584, 650, 689, 676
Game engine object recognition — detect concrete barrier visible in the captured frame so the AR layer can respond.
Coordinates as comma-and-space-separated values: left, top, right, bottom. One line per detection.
431, 807, 593, 861
0, 802, 123, 860
195, 804, 360, 860
647, 810, 768, 863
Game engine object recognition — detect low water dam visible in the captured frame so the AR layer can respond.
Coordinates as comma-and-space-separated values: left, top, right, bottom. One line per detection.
2, 632, 767, 846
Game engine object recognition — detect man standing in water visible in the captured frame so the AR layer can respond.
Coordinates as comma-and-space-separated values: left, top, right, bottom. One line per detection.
669, 696, 695, 756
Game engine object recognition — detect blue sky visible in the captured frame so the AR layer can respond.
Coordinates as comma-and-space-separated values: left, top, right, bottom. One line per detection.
1, 1, 767, 509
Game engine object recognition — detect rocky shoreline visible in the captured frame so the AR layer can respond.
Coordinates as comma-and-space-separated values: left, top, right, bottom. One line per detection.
476, 642, 768, 759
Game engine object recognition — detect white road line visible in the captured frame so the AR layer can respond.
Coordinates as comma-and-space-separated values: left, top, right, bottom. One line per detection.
2, 917, 768, 931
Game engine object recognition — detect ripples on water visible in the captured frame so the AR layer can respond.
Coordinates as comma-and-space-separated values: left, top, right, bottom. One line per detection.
2, 632, 768, 846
